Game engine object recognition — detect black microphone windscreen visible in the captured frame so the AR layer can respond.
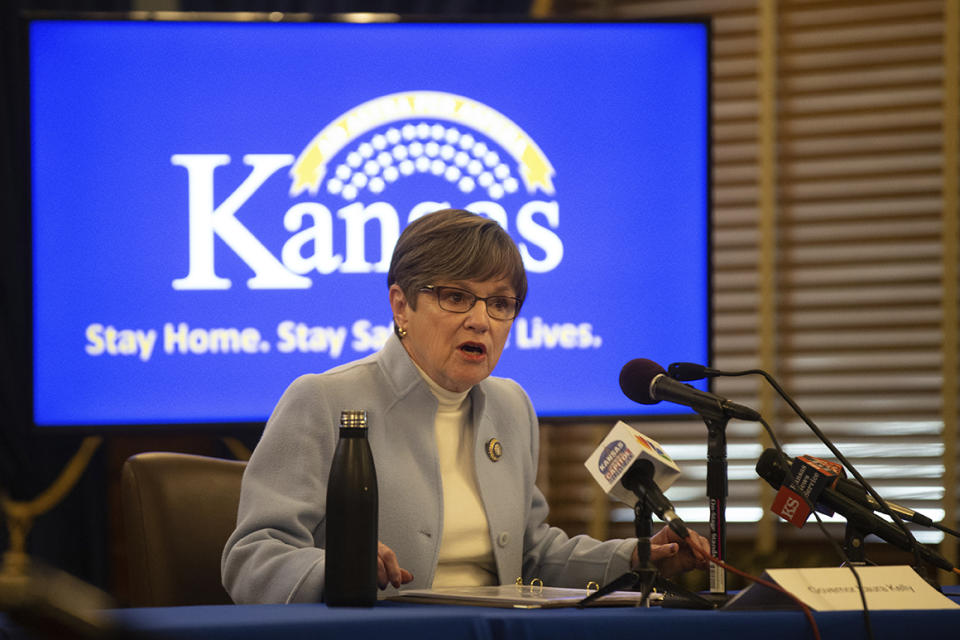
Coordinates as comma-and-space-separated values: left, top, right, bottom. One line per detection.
619, 359, 667, 405
755, 448, 789, 488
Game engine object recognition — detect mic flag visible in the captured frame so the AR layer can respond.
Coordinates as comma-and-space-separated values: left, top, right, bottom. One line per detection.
584, 421, 681, 507
759, 449, 943, 528
757, 449, 958, 572
770, 454, 846, 527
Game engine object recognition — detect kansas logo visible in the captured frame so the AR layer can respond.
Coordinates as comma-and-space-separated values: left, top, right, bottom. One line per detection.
171, 91, 562, 291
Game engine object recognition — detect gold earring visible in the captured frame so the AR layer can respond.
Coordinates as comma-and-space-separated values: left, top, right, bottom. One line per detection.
397, 326, 408, 338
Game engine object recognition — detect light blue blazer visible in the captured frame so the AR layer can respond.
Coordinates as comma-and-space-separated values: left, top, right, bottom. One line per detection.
221, 335, 635, 604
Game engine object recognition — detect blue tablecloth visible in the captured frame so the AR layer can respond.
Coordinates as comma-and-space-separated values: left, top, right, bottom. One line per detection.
3, 588, 959, 640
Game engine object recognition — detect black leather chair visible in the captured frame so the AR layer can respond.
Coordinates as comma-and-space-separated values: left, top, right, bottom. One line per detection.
121, 452, 246, 606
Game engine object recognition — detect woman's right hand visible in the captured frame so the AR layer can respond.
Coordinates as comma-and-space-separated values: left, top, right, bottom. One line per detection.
377, 541, 414, 589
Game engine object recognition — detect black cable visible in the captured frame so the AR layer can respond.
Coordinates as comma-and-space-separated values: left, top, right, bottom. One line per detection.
694, 366, 932, 573
669, 363, 960, 640
669, 361, 878, 639
759, 418, 874, 640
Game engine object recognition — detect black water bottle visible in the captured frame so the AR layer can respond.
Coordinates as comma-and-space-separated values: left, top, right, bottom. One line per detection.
324, 409, 378, 606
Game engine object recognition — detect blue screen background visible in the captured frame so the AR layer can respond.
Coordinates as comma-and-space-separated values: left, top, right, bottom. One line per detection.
30, 20, 709, 425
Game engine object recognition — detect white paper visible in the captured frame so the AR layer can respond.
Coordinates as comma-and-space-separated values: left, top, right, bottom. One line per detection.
724, 565, 959, 611
390, 585, 653, 608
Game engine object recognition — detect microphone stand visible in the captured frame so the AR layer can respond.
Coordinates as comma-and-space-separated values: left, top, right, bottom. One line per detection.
843, 521, 870, 566
578, 493, 657, 608
698, 365, 939, 582
632, 490, 658, 606
701, 414, 729, 604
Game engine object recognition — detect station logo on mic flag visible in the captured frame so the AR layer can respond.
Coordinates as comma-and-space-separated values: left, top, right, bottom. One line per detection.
584, 421, 681, 506
598, 440, 635, 483
633, 433, 676, 465
771, 455, 846, 528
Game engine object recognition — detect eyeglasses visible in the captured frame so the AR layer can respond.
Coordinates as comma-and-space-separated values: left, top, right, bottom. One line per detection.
420, 285, 521, 321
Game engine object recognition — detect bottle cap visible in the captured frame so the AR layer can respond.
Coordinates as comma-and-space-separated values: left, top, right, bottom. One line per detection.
339, 410, 368, 428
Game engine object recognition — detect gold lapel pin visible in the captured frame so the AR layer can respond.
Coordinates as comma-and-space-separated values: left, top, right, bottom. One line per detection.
485, 437, 503, 462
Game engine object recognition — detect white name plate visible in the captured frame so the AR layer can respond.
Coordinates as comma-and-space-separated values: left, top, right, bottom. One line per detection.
724, 565, 959, 611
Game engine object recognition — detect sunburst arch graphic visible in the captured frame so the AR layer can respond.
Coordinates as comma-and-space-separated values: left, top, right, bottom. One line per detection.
289, 91, 555, 200
321, 124, 519, 202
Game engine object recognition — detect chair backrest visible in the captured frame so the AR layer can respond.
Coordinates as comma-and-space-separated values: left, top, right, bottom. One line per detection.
121, 452, 246, 607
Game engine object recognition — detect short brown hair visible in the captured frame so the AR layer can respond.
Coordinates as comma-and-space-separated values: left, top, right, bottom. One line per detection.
388, 209, 527, 310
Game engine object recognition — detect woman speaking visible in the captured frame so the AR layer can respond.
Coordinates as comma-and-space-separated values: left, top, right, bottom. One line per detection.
222, 208, 708, 604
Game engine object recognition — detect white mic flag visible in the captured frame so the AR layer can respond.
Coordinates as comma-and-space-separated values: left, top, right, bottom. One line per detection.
584, 421, 681, 506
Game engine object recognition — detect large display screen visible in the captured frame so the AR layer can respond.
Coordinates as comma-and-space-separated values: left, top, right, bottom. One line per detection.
28, 16, 709, 427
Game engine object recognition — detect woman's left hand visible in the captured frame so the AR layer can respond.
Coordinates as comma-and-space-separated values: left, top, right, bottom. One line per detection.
631, 525, 711, 577
377, 541, 415, 589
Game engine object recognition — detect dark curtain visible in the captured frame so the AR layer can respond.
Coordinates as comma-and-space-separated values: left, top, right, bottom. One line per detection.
185, 0, 532, 12
0, 0, 135, 592
0, 0, 531, 592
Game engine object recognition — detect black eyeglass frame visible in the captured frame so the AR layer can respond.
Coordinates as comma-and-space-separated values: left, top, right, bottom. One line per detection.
419, 285, 522, 320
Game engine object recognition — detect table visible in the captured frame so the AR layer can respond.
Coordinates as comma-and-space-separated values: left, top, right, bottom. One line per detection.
3, 588, 959, 640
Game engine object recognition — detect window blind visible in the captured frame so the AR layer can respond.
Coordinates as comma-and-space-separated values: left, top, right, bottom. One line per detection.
540, 0, 958, 580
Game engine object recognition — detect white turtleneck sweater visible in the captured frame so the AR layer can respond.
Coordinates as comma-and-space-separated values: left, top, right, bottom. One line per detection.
417, 368, 498, 587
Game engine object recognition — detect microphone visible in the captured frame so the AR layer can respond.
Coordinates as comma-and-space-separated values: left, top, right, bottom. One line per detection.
755, 449, 955, 572
619, 359, 761, 422
761, 450, 937, 528
676, 364, 952, 531
681, 360, 951, 577
622, 459, 687, 539
584, 421, 688, 538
